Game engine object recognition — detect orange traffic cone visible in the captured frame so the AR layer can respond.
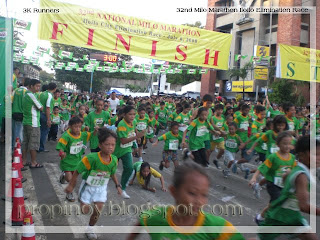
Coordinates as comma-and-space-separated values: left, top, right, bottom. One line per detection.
13, 148, 23, 170
21, 212, 36, 240
11, 178, 25, 226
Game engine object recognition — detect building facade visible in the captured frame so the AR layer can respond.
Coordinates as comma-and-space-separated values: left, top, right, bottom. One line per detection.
201, 0, 320, 103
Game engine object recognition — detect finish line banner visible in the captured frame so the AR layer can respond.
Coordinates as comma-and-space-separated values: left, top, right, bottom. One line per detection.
276, 44, 320, 82
38, 0, 232, 70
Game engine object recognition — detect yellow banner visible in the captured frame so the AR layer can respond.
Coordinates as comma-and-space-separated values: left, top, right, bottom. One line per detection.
232, 81, 254, 92
254, 66, 268, 80
38, 0, 232, 70
278, 44, 320, 82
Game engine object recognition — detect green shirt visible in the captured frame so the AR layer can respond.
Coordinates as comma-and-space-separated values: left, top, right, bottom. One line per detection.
285, 116, 299, 132
158, 131, 182, 151
12, 86, 27, 114
76, 152, 118, 183
22, 90, 43, 127
60, 104, 70, 121
258, 152, 296, 185
146, 117, 158, 138
257, 130, 279, 158
53, 98, 61, 108
187, 119, 214, 151
211, 115, 225, 143
56, 130, 91, 171
140, 206, 245, 240
168, 111, 179, 122
156, 108, 169, 123
165, 102, 175, 114
39, 90, 54, 113
153, 104, 160, 112
135, 116, 151, 132
84, 110, 110, 149
225, 134, 241, 153
262, 162, 310, 227
234, 114, 250, 142
114, 119, 136, 158
51, 113, 61, 125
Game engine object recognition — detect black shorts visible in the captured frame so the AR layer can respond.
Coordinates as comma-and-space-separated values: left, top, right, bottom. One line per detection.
138, 136, 146, 147
266, 181, 282, 203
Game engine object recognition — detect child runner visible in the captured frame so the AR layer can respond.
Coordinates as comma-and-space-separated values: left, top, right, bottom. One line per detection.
283, 102, 299, 138
128, 161, 166, 192
258, 135, 320, 240
153, 121, 182, 170
232, 104, 251, 175
135, 106, 150, 162
60, 98, 70, 133
65, 128, 121, 240
249, 131, 297, 225
48, 106, 61, 141
222, 123, 245, 178
210, 104, 227, 169
156, 101, 169, 132
175, 103, 192, 135
182, 108, 218, 167
56, 116, 92, 201
84, 99, 110, 152
113, 105, 145, 199
127, 161, 245, 240
146, 108, 158, 143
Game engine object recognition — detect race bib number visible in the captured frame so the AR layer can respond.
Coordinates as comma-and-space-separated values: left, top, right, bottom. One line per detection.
52, 116, 60, 124
240, 122, 249, 131
70, 141, 83, 155
94, 118, 104, 127
196, 126, 208, 137
288, 122, 294, 131
86, 170, 110, 186
183, 117, 189, 124
270, 144, 280, 154
136, 122, 147, 131
169, 140, 179, 150
281, 197, 299, 211
226, 140, 237, 149
120, 131, 136, 148
178, 125, 188, 132
159, 112, 165, 118
61, 109, 68, 114
147, 127, 154, 135
274, 177, 284, 188
262, 143, 268, 151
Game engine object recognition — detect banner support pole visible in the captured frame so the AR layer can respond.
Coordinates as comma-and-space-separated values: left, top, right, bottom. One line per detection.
89, 71, 93, 93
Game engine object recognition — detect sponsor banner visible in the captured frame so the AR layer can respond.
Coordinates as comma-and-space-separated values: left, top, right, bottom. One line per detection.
255, 45, 270, 57
14, 39, 27, 48
38, 0, 232, 70
254, 66, 268, 80
231, 80, 254, 92
13, 19, 32, 30
37, 46, 50, 54
276, 44, 320, 82
58, 50, 73, 59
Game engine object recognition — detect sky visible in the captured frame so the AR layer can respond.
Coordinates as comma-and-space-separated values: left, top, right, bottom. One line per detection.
0, 0, 208, 71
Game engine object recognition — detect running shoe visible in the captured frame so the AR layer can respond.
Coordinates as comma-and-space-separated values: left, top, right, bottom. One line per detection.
213, 160, 221, 169
222, 169, 230, 178
121, 191, 130, 199
182, 148, 189, 160
142, 150, 146, 154
244, 168, 250, 179
86, 226, 97, 240
254, 214, 264, 226
59, 172, 66, 184
66, 192, 75, 202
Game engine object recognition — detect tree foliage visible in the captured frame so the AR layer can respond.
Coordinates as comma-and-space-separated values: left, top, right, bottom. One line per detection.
51, 43, 148, 92
268, 79, 307, 106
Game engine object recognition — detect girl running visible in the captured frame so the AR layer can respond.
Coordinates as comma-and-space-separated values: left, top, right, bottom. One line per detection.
127, 161, 245, 240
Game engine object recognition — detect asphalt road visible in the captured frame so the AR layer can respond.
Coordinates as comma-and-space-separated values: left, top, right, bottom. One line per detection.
1, 130, 320, 240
